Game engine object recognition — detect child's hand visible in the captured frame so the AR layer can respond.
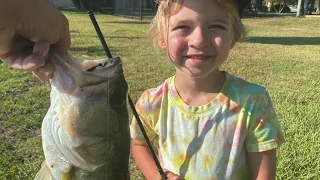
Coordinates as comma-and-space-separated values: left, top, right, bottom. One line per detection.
156, 169, 180, 180
165, 170, 180, 180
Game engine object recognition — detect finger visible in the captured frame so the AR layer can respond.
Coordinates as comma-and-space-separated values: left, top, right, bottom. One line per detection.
32, 60, 53, 81
165, 171, 180, 180
2, 41, 50, 71
0, 37, 34, 59
2, 52, 45, 70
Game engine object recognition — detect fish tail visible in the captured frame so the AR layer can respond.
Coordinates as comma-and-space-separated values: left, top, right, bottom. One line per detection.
34, 161, 54, 180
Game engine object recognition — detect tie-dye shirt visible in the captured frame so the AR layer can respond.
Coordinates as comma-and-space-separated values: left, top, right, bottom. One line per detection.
130, 72, 285, 180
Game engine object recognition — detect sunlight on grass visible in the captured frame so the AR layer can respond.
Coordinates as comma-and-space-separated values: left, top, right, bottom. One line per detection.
0, 13, 319, 179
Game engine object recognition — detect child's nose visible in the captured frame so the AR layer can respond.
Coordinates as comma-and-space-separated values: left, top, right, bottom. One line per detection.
188, 27, 209, 49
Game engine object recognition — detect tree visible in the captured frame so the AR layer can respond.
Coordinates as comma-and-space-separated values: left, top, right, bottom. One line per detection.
296, 0, 303, 16
296, 0, 320, 16
303, 0, 310, 14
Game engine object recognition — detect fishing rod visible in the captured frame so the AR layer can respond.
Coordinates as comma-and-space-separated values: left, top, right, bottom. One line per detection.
82, 1, 166, 179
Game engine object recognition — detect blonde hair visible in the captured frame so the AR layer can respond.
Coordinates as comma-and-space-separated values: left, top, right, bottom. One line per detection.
149, 0, 246, 49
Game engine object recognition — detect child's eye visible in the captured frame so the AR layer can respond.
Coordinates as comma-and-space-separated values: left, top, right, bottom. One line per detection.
209, 25, 227, 30
173, 25, 190, 30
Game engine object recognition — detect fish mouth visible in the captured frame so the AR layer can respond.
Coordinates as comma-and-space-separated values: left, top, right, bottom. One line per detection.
107, 57, 122, 67
86, 57, 121, 72
75, 57, 124, 87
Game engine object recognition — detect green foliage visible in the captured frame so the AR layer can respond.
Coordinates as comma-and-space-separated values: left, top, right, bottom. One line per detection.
261, 0, 299, 6
0, 12, 319, 179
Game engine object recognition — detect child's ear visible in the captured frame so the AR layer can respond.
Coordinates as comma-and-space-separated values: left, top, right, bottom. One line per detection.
160, 43, 166, 49
159, 39, 167, 49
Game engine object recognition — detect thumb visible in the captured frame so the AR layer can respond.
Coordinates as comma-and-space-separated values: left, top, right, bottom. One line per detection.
24, 41, 50, 70
33, 41, 50, 59
31, 42, 54, 80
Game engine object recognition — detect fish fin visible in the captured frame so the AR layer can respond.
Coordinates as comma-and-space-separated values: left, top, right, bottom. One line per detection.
34, 161, 54, 180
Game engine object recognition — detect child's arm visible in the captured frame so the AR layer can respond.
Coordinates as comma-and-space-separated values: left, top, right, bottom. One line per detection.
248, 149, 276, 180
245, 90, 284, 180
132, 139, 160, 179
132, 139, 180, 180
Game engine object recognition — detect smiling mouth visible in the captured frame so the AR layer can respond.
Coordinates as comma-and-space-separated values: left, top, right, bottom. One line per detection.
184, 55, 211, 60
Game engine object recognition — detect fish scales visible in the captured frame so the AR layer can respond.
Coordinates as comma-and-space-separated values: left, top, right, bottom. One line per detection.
35, 52, 130, 180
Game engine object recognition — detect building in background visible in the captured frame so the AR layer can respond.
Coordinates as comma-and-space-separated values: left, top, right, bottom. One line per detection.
51, 0, 75, 9
51, 0, 157, 19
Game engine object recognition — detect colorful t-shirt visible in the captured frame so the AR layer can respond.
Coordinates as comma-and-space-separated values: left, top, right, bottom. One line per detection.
130, 72, 285, 180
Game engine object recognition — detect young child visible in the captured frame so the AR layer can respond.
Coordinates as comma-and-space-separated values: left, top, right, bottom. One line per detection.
130, 0, 285, 179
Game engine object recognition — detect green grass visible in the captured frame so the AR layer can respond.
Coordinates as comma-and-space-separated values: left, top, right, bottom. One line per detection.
1, 11, 320, 179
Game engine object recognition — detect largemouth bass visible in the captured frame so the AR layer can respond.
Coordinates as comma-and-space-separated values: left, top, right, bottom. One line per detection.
34, 52, 130, 180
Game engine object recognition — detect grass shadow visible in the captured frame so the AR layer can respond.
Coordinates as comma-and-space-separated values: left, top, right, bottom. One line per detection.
102, 21, 150, 24
70, 46, 129, 58
245, 37, 320, 45
85, 35, 144, 40
105, 36, 144, 39
242, 12, 296, 19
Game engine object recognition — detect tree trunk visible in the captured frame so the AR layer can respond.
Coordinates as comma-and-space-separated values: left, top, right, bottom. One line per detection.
304, 0, 310, 15
259, 0, 263, 11
317, 0, 320, 14
256, 0, 263, 12
297, 0, 303, 17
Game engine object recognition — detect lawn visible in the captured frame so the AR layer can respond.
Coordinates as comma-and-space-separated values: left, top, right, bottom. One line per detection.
0, 11, 319, 179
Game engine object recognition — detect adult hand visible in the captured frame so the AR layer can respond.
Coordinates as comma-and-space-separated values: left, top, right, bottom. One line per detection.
0, 0, 71, 80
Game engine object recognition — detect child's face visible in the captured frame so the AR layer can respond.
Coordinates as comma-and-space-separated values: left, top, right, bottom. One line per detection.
166, 0, 234, 78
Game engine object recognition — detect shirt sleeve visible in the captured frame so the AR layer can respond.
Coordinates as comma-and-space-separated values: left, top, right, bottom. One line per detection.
245, 90, 285, 152
130, 90, 158, 142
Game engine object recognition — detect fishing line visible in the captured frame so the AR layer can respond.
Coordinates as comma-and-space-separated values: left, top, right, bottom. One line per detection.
82, 1, 167, 179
